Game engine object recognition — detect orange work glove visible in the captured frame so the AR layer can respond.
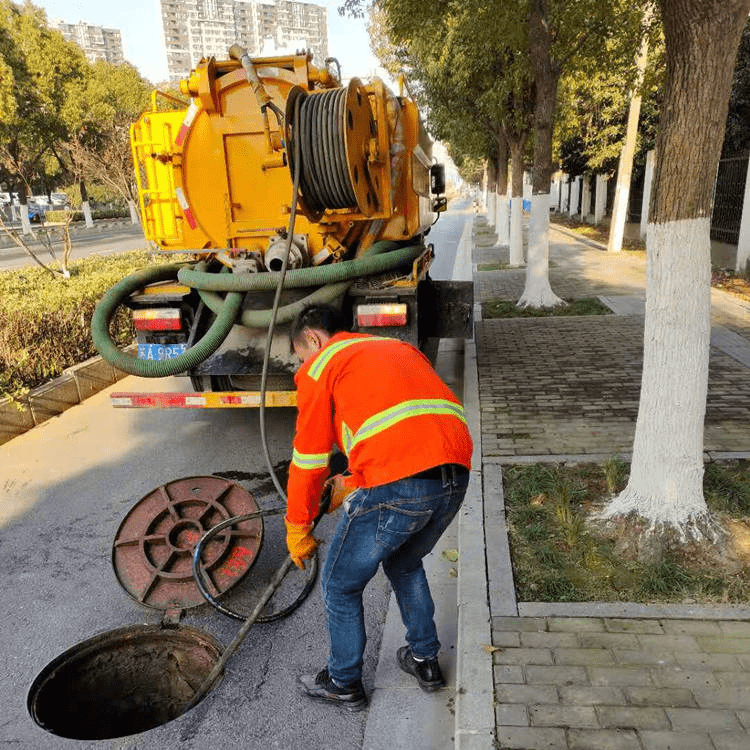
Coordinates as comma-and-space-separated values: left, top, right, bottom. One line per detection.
324, 474, 356, 513
285, 518, 318, 569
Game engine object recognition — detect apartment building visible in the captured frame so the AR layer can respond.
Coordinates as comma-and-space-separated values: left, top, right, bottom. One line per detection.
49, 19, 125, 66
161, 0, 328, 83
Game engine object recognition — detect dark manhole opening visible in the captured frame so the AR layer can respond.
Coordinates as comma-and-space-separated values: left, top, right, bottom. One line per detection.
28, 624, 222, 740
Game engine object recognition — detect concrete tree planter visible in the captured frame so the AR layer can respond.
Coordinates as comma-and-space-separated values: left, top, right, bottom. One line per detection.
0, 346, 135, 445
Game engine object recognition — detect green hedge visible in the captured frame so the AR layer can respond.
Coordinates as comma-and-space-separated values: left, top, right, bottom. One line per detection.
44, 208, 131, 223
0, 251, 188, 400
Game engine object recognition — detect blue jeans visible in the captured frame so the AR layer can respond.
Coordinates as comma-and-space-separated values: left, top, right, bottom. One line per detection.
320, 467, 469, 686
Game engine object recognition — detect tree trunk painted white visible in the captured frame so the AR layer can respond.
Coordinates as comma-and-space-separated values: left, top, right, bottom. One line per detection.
82, 200, 94, 228
735, 155, 750, 274
509, 196, 524, 266
496, 189, 509, 245
600, 218, 712, 533
608, 165, 631, 253
20, 207, 32, 235
581, 175, 591, 222
10, 202, 18, 221
594, 174, 608, 225
640, 150, 655, 240
128, 200, 140, 224
517, 194, 564, 308
562, 180, 570, 213
568, 177, 580, 217
482, 165, 488, 210
608, 13, 650, 253
487, 189, 496, 228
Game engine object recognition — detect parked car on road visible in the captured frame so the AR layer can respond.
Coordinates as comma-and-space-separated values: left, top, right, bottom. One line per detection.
27, 204, 45, 223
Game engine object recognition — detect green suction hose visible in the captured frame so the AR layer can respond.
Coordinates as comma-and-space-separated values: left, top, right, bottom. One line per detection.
176, 241, 421, 292
91, 264, 243, 377
195, 280, 352, 327
190, 240, 421, 326
91, 241, 424, 377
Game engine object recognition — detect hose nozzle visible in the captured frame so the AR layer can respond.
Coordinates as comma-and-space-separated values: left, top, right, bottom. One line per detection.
229, 43, 272, 108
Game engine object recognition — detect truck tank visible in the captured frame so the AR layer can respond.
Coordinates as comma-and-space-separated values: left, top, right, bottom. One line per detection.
92, 49, 469, 406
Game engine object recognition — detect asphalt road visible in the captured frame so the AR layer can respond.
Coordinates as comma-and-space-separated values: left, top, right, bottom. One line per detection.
428, 198, 470, 280
0, 202, 468, 749
0, 223, 148, 271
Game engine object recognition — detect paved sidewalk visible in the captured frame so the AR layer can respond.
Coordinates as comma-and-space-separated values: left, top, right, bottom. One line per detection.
468, 215, 750, 750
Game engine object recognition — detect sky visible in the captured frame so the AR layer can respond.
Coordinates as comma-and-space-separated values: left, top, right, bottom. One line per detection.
32, 0, 384, 84
31, 0, 459, 182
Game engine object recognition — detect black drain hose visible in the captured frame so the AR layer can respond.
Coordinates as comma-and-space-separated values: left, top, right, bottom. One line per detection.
187, 489, 331, 710
292, 87, 357, 213
191, 508, 318, 623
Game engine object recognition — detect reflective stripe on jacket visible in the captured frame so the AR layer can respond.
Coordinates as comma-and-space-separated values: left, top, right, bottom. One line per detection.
286, 332, 473, 526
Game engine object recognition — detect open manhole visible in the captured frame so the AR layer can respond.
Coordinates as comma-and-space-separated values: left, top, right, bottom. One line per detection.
27, 624, 222, 740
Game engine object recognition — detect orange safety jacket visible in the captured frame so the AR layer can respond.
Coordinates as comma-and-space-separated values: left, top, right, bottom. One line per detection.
286, 332, 473, 526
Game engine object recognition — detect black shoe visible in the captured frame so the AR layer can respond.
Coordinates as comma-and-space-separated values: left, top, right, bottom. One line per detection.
297, 668, 367, 711
397, 646, 445, 692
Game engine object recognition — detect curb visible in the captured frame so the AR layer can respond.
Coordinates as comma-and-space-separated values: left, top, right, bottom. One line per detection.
548, 220, 608, 251
455, 339, 496, 750
0, 349, 133, 446
454, 214, 496, 749
517, 601, 750, 620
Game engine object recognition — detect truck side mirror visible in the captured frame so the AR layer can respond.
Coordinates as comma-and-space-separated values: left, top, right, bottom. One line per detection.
430, 164, 445, 195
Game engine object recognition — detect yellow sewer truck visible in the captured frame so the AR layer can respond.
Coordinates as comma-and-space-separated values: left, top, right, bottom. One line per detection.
92, 49, 471, 409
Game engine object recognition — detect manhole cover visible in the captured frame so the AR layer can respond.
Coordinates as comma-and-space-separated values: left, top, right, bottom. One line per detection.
112, 476, 263, 610
28, 624, 222, 740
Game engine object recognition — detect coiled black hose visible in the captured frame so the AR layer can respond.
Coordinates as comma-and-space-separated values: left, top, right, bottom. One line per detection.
191, 508, 318, 623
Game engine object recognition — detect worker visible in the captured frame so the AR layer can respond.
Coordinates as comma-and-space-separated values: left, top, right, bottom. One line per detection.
285, 304, 473, 711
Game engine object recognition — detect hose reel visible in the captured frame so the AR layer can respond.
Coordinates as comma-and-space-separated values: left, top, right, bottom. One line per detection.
286, 79, 379, 220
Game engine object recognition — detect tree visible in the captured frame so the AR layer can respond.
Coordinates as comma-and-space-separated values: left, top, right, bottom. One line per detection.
600, 0, 750, 541
363, 0, 533, 264
67, 61, 152, 224
494, 133, 509, 246
607, 5, 654, 254
0, 1, 88, 233
723, 16, 750, 156
519, 0, 646, 307
520, 0, 564, 307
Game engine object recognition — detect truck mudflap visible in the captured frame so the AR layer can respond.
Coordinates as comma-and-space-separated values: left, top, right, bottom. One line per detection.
418, 279, 474, 339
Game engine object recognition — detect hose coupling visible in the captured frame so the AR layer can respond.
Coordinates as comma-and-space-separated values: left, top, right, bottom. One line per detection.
265, 233, 309, 272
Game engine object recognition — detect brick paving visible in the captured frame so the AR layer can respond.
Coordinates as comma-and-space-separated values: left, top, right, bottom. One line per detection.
492, 616, 750, 750
474, 219, 750, 458
476, 315, 750, 457
473, 216, 750, 749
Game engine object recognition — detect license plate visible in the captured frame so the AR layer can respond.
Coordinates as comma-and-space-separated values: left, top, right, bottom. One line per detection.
137, 343, 187, 361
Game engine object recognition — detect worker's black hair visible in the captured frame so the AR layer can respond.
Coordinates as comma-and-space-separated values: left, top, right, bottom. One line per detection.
289, 305, 348, 347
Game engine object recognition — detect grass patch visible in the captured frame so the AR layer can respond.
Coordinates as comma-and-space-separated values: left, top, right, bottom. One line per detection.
483, 298, 612, 318
0, 250, 190, 400
477, 262, 510, 271
504, 460, 750, 604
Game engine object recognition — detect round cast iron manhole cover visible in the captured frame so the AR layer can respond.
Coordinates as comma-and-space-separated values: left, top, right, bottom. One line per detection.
112, 476, 263, 610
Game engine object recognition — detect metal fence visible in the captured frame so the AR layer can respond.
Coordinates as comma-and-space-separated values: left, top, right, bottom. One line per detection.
711, 153, 748, 245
